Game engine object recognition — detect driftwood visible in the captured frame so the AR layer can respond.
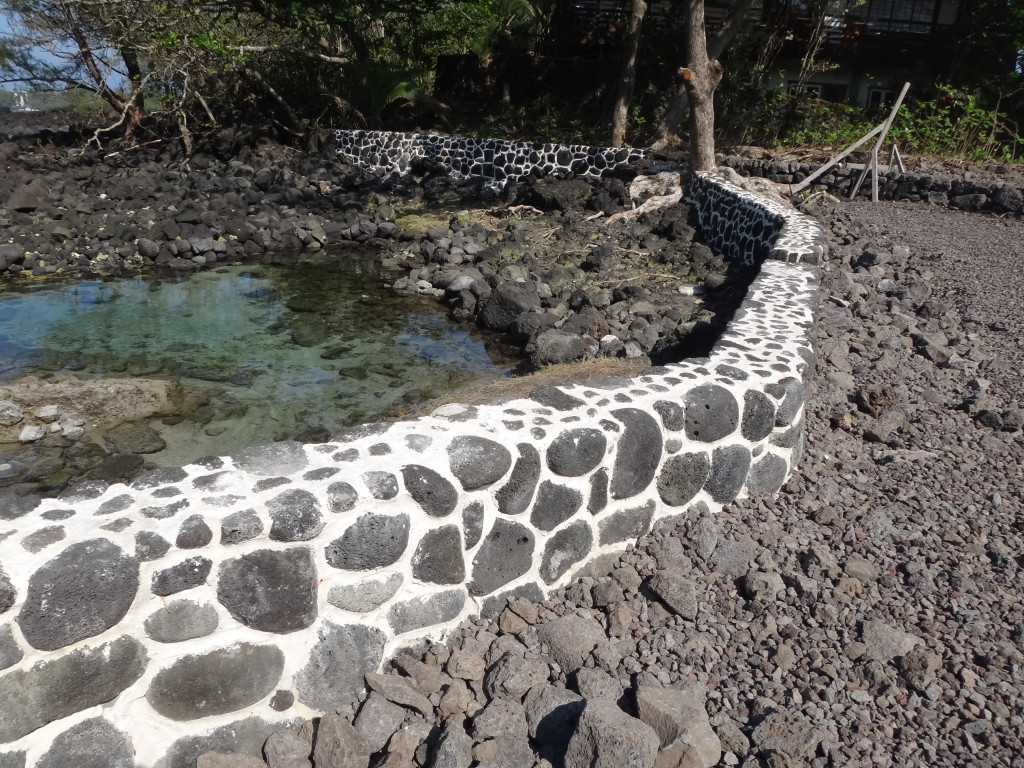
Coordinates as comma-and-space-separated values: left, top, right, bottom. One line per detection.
605, 171, 684, 225
716, 166, 790, 203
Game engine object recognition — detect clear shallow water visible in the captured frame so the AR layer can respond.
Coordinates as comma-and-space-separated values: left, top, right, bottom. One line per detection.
0, 253, 517, 466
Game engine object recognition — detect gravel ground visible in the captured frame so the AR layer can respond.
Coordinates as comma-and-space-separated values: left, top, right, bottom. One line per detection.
835, 200, 1024, 406
249, 198, 1024, 768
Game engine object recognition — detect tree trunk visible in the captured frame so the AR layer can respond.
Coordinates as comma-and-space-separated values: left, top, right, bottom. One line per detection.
652, 85, 689, 150
62, 6, 142, 132
119, 46, 147, 134
681, 0, 724, 172
610, 0, 647, 147
654, 0, 752, 150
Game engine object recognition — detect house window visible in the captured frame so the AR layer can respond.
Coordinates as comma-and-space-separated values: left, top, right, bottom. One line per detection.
789, 82, 824, 98
849, 0, 937, 34
867, 87, 897, 111
789, 82, 848, 102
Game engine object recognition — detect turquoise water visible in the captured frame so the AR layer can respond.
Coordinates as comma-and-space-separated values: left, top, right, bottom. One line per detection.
0, 254, 516, 466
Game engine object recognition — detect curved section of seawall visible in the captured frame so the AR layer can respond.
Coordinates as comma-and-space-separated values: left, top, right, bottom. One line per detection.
0, 153, 825, 768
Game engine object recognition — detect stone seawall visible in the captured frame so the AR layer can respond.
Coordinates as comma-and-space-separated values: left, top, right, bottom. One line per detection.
720, 155, 1024, 215
334, 130, 647, 185
0, 160, 825, 768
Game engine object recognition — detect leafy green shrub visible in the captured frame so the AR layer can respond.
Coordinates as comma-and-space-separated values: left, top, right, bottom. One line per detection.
889, 85, 1023, 163
780, 98, 875, 149
720, 81, 1023, 164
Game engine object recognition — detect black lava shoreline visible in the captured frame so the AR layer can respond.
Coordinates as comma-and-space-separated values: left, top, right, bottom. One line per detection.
1, 122, 747, 500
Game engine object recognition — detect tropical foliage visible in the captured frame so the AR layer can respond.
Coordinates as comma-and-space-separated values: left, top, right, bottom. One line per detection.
0, 0, 1021, 162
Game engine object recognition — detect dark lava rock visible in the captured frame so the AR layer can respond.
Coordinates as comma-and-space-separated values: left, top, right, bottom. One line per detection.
267, 488, 324, 542
36, 717, 135, 768
598, 500, 656, 545
325, 512, 410, 571
388, 589, 466, 634
478, 281, 541, 331
402, 464, 458, 517
0, 635, 147, 742
657, 452, 711, 507
269, 690, 295, 712
704, 444, 752, 503
610, 408, 663, 500
0, 624, 23, 671
144, 600, 219, 643
684, 384, 740, 442
363, 470, 399, 501
295, 622, 387, 712
151, 556, 213, 596
653, 400, 685, 431
6, 184, 41, 213
412, 525, 466, 584
769, 377, 805, 427
469, 519, 536, 596
220, 510, 263, 544
135, 531, 171, 561
146, 643, 284, 720
131, 467, 189, 490
463, 501, 485, 548
530, 480, 583, 531
218, 548, 317, 633
529, 385, 586, 411
547, 429, 607, 477
327, 572, 402, 613
326, 481, 359, 513
540, 521, 594, 584
746, 453, 789, 497
507, 311, 559, 345
529, 178, 594, 211
0, 565, 14, 614
17, 539, 139, 652
175, 515, 213, 549
496, 444, 542, 516
140, 498, 189, 520
588, 468, 609, 514
96, 495, 135, 516
448, 435, 512, 490
0, 244, 25, 270
530, 330, 586, 367
741, 390, 776, 441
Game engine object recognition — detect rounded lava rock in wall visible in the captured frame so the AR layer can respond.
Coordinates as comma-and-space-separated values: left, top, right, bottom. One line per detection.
218, 548, 317, 633
146, 643, 285, 721
17, 539, 140, 651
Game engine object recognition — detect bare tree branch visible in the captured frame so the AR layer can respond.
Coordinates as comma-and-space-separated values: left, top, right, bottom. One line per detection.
232, 44, 349, 65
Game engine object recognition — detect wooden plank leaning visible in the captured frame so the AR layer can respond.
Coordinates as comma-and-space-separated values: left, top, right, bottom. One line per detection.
849, 81, 911, 201
789, 123, 884, 194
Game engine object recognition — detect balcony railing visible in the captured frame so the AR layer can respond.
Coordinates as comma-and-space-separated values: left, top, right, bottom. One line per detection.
559, 1, 953, 54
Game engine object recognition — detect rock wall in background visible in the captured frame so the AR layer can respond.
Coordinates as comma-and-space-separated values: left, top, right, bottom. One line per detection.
0, 164, 825, 768
335, 130, 647, 185
720, 155, 1024, 215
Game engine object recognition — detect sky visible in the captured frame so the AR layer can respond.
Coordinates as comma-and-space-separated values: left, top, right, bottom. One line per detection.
1, 8, 69, 92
